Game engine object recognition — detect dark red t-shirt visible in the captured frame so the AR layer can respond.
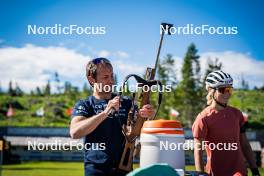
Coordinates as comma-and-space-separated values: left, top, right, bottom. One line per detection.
192, 106, 247, 176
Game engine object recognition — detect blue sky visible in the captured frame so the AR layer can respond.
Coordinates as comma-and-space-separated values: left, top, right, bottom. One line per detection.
0, 0, 264, 91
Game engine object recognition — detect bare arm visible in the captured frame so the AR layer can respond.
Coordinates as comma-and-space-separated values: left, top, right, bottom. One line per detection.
194, 138, 205, 172
240, 133, 257, 168
70, 96, 120, 139
70, 112, 108, 139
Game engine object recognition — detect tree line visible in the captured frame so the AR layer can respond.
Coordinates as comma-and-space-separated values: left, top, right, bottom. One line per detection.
155, 43, 263, 125
1, 72, 92, 97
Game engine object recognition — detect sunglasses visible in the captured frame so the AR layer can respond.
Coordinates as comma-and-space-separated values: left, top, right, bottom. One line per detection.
92, 57, 110, 64
216, 87, 233, 94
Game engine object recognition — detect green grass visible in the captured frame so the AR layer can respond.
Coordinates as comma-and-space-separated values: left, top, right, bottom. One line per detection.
2, 161, 83, 176
229, 90, 264, 129
2, 162, 263, 176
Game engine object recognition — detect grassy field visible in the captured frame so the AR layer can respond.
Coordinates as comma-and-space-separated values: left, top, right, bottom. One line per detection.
2, 162, 83, 176
2, 162, 264, 176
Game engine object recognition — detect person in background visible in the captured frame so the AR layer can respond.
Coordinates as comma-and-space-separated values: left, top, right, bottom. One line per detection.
192, 70, 260, 176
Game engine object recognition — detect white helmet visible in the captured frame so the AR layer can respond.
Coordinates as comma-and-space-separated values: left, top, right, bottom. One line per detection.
205, 70, 233, 90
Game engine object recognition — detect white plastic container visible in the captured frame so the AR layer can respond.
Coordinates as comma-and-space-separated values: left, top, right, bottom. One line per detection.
140, 120, 185, 173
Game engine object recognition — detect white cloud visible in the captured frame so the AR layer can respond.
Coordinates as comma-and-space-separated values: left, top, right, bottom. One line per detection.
0, 44, 90, 92
0, 44, 141, 92
96, 50, 130, 60
112, 60, 145, 78
1, 44, 262, 93
85, 46, 130, 60
200, 51, 264, 88
97, 50, 110, 58
114, 51, 129, 59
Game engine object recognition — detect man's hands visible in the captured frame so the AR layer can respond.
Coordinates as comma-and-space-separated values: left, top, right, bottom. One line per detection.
139, 104, 155, 119
104, 96, 120, 115
103, 97, 155, 138
104, 97, 155, 119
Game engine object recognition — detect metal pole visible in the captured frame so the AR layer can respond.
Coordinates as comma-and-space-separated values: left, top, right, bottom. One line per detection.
153, 23, 173, 76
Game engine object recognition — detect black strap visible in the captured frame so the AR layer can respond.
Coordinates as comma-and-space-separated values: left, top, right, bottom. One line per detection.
250, 168, 260, 176
240, 121, 249, 133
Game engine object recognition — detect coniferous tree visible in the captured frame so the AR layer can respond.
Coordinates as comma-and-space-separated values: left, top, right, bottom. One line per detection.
157, 54, 177, 119
8, 81, 15, 96
241, 74, 249, 90
54, 72, 62, 94
36, 86, 42, 96
15, 82, 23, 96
44, 80, 51, 95
177, 43, 202, 126
64, 81, 72, 94
0, 82, 3, 95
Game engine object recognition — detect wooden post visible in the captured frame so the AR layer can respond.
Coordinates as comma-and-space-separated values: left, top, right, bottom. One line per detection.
0, 140, 3, 176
